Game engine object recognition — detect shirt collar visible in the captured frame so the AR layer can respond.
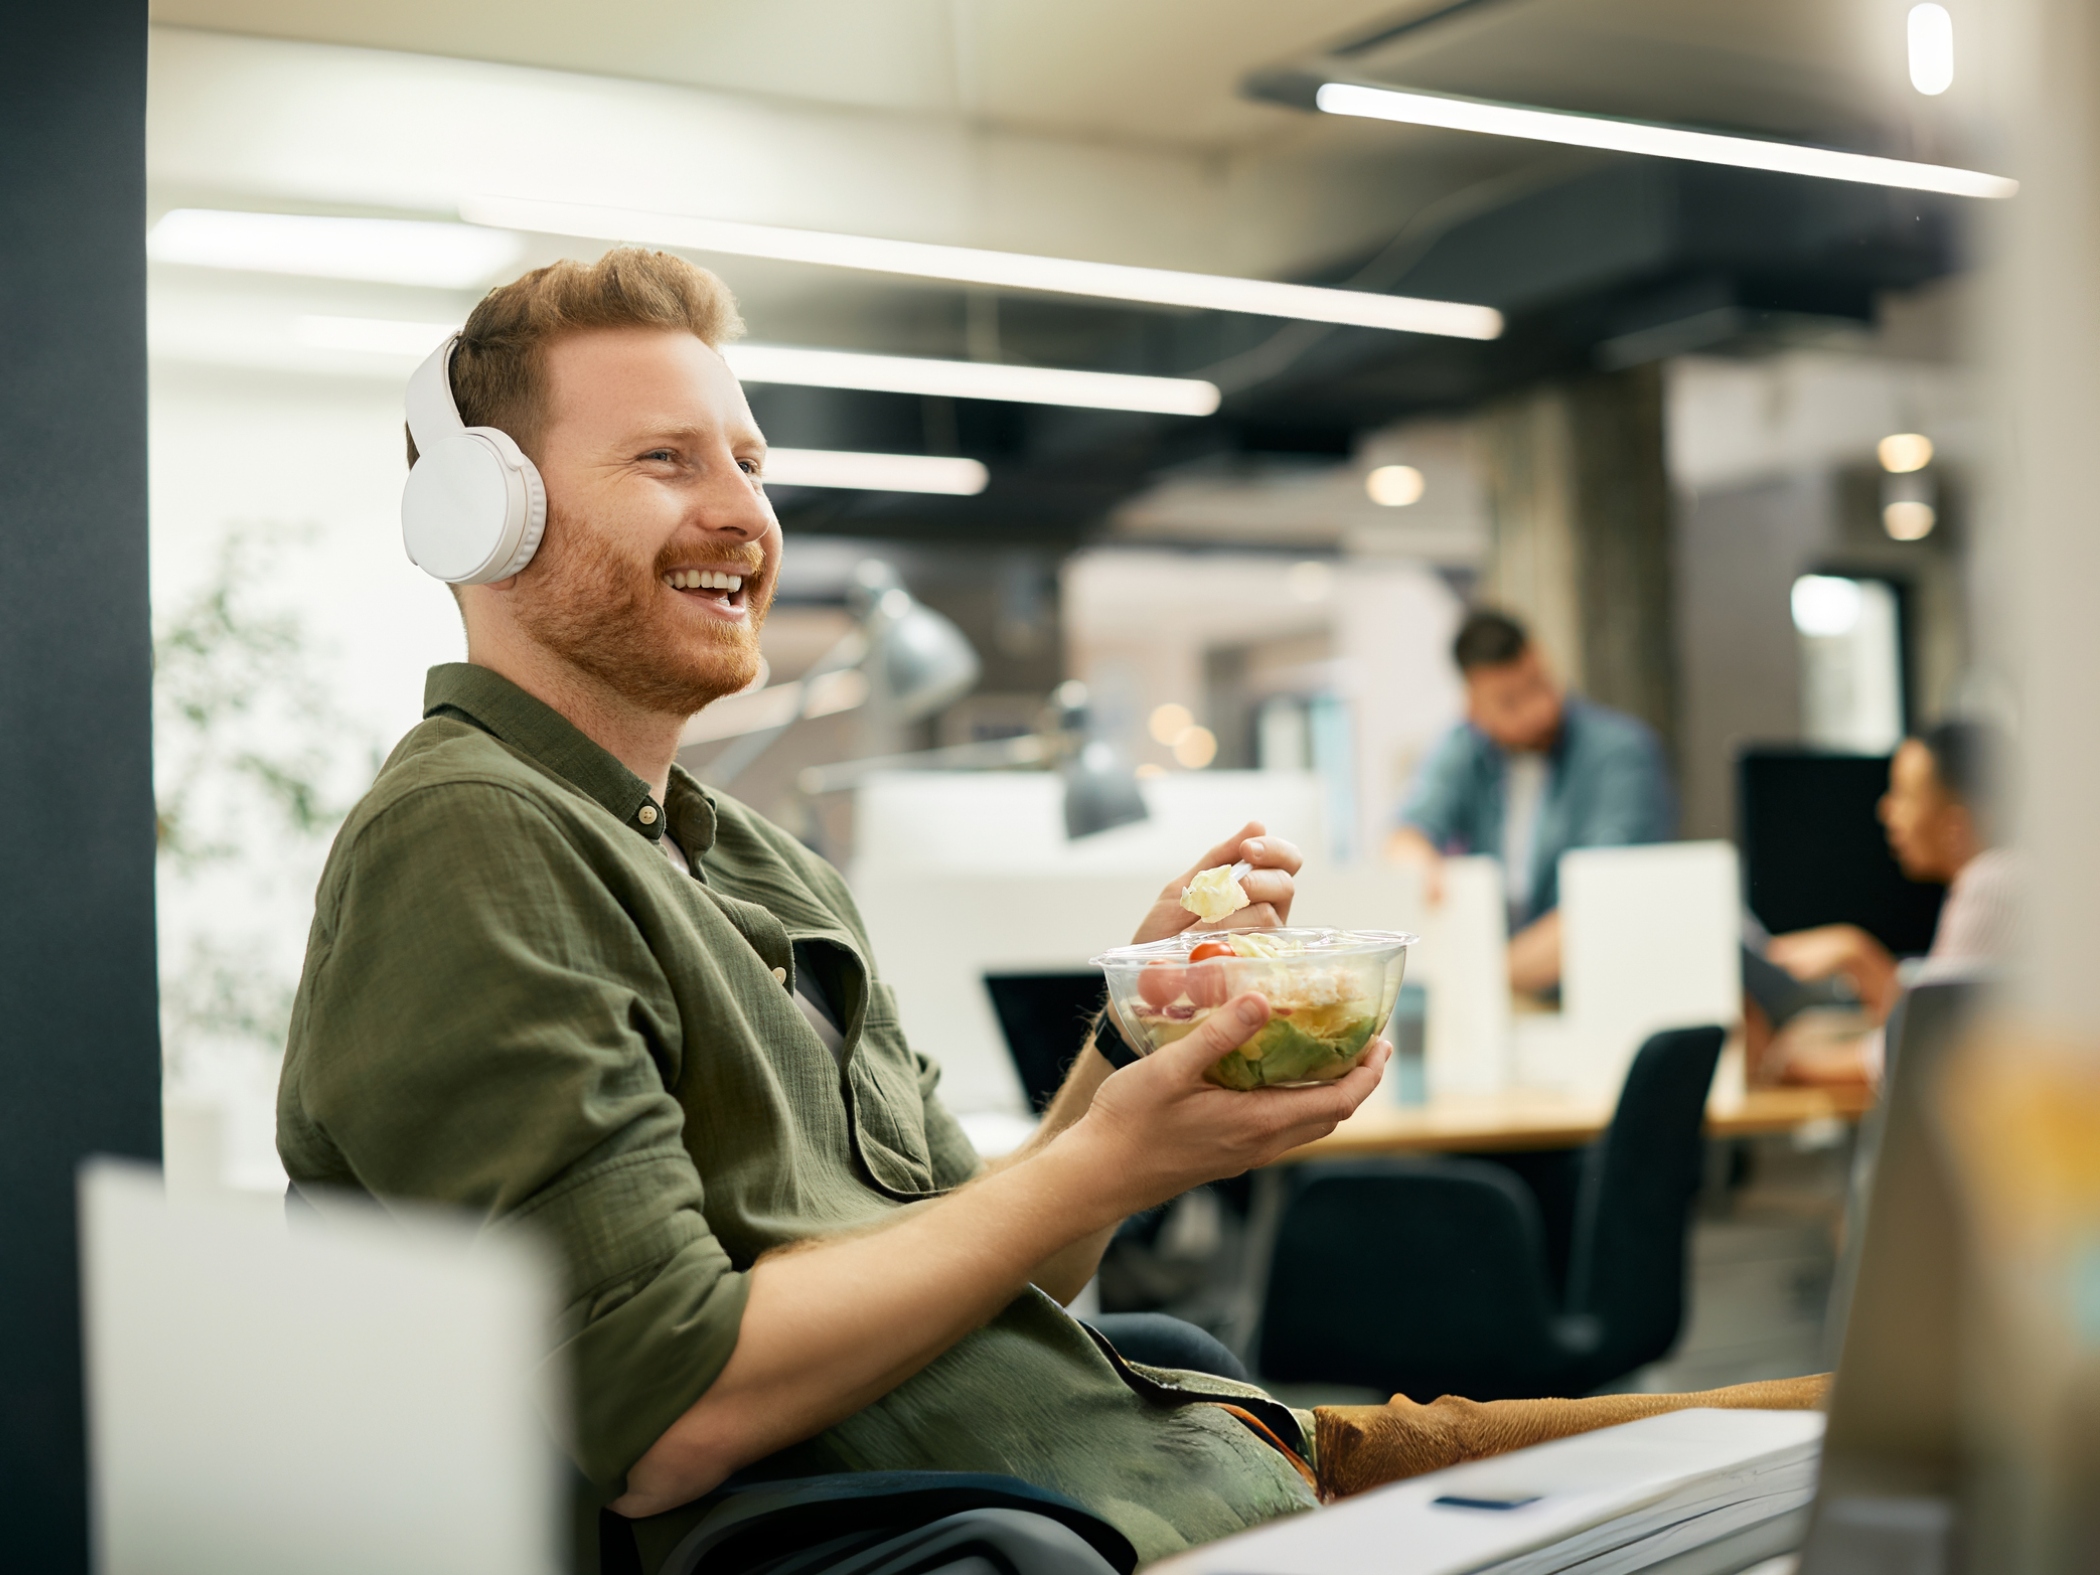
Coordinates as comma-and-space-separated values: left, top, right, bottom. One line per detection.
422, 663, 716, 851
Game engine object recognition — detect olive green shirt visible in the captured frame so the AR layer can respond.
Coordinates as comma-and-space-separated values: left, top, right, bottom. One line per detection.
278, 664, 1314, 1561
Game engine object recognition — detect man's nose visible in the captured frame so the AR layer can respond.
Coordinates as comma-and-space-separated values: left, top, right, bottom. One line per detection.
694, 455, 775, 539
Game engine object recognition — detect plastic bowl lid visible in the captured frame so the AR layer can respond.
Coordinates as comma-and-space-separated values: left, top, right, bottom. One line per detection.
1089, 926, 1418, 967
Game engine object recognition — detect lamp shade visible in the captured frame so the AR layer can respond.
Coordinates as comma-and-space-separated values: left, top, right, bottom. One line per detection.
1050, 684, 1150, 839
850, 561, 981, 721
1063, 740, 1150, 839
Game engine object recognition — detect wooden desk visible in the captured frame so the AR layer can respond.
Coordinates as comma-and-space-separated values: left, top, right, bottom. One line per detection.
1283, 1083, 1878, 1162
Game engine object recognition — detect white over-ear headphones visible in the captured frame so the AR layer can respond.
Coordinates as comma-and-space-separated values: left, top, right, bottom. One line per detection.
401, 334, 547, 584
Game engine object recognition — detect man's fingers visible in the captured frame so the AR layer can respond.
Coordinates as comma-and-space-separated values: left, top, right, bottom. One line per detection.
1203, 901, 1282, 934
1239, 835, 1303, 875
1152, 991, 1271, 1078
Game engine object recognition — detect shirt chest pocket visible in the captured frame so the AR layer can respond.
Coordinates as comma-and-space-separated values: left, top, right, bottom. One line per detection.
846, 979, 939, 1199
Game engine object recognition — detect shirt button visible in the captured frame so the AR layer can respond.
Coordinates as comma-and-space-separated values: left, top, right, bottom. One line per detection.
638, 804, 658, 825
771, 966, 788, 985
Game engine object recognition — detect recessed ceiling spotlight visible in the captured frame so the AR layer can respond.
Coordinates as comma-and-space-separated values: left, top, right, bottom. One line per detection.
1909, 4, 1955, 97
1366, 464, 1426, 507
1878, 433, 1934, 472
1884, 501, 1937, 541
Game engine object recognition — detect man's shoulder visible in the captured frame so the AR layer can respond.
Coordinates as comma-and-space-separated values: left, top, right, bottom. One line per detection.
325, 717, 594, 876
1565, 698, 1662, 760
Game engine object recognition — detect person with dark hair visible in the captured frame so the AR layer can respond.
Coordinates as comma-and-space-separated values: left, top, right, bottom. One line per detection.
1387, 608, 1674, 995
1767, 720, 2020, 1022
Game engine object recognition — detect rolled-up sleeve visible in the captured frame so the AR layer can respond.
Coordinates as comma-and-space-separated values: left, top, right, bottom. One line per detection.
281, 781, 747, 1494
1398, 725, 1477, 847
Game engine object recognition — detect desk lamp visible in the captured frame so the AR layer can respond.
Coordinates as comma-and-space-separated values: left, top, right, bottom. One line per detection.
705, 558, 979, 787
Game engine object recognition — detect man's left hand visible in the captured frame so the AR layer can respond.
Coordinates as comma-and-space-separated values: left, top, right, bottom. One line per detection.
1130, 821, 1302, 945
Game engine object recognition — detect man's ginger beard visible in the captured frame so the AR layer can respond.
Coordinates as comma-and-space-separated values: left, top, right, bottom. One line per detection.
511, 503, 772, 717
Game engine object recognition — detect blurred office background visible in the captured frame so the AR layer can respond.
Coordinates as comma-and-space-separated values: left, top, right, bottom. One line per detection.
10, 0, 2099, 1566
145, 2, 1991, 1201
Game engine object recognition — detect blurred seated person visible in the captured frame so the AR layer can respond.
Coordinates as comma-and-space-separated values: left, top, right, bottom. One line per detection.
1386, 608, 1674, 996
1766, 721, 2019, 1033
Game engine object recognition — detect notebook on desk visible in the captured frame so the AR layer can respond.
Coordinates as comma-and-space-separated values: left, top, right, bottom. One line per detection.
1152, 1408, 1824, 1575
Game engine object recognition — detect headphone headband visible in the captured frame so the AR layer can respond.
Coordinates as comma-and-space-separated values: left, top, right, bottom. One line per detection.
405, 334, 468, 457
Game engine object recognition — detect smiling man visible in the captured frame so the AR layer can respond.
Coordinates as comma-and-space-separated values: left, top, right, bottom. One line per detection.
276, 250, 1391, 1562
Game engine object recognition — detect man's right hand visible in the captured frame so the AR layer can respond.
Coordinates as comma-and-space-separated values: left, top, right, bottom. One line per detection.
1060, 991, 1390, 1216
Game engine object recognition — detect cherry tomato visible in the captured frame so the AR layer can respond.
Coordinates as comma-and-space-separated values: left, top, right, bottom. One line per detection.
1137, 961, 1186, 1010
1185, 959, 1232, 1008
1187, 940, 1236, 963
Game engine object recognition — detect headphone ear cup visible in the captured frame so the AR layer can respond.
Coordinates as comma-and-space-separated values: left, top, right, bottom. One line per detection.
401, 430, 546, 585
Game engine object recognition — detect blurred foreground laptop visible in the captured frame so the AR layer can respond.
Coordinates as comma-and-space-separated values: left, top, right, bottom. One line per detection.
80, 1161, 563, 1575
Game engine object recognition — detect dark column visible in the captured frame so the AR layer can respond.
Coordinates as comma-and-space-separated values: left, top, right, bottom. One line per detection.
1480, 365, 1679, 762
0, 3, 159, 1568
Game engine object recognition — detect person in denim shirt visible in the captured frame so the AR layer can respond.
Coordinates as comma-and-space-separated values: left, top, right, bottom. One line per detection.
1387, 609, 1674, 995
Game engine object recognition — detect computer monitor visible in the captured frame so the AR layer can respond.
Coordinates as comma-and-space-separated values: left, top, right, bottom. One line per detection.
1737, 749, 1946, 956
982, 971, 1105, 1113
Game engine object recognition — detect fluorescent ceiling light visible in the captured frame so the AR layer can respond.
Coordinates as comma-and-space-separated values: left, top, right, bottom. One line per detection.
1314, 82, 2016, 201
149, 209, 525, 287
459, 196, 1503, 340
726, 343, 1219, 416
294, 315, 457, 356
764, 448, 988, 495
280, 316, 1219, 415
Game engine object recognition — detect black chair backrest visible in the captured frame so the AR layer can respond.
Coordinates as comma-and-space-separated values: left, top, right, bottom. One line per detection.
1563, 1025, 1726, 1379
983, 972, 1102, 1113
1257, 1158, 1569, 1397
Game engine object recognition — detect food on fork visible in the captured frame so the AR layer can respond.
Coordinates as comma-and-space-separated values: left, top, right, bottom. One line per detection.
1181, 861, 1252, 923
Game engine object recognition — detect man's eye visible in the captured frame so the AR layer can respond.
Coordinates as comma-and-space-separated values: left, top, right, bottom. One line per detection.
739, 458, 762, 477
641, 449, 676, 463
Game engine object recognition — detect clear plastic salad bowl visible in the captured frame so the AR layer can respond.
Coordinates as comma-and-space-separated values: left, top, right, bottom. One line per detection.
1090, 927, 1417, 1090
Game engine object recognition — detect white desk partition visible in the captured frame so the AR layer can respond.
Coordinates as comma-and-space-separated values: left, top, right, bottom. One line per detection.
1293, 857, 1508, 1097
1556, 840, 1743, 1097
81, 1162, 561, 1575
851, 870, 1166, 1114
1424, 855, 1513, 1095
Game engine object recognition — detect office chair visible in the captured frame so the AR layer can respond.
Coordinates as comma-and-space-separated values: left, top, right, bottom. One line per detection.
607, 1471, 1136, 1575
1256, 1025, 1726, 1401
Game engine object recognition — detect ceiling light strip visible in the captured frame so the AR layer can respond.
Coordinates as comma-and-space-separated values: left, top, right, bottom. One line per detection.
149, 209, 526, 287
1314, 82, 2017, 201
286, 316, 1218, 416
763, 448, 988, 495
725, 343, 1219, 416
459, 196, 1504, 340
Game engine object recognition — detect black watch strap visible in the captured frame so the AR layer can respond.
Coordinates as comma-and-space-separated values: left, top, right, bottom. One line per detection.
1092, 1007, 1142, 1070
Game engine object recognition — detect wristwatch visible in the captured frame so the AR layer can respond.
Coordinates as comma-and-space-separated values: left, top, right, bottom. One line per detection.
1091, 1006, 1142, 1070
